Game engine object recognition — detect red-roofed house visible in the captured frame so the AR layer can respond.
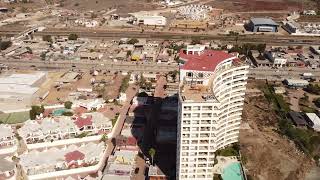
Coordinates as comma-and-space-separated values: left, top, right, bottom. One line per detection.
74, 115, 93, 131
179, 46, 238, 86
64, 150, 85, 168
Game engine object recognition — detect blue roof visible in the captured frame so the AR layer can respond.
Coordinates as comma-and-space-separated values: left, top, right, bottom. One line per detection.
250, 18, 278, 26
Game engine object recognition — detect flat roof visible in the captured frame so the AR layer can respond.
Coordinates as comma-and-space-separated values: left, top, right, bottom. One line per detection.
288, 112, 308, 126
0, 72, 46, 86
0, 125, 14, 140
0, 158, 15, 172
180, 84, 218, 103
250, 18, 278, 26
0, 84, 38, 95
305, 113, 320, 131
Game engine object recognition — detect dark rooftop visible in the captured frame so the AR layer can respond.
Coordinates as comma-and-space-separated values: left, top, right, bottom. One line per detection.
288, 111, 308, 126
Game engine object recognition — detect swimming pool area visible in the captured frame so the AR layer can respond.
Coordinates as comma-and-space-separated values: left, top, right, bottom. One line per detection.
52, 109, 66, 116
222, 162, 244, 180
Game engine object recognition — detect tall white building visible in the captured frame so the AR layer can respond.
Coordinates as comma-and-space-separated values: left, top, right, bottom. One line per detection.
177, 46, 249, 180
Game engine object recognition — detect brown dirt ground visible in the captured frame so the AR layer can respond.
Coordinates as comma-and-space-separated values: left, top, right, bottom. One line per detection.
58, 0, 159, 14
206, 0, 315, 13
240, 81, 314, 180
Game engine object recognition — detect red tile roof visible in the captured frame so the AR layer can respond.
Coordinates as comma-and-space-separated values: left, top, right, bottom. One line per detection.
179, 49, 235, 72
74, 115, 93, 128
64, 150, 85, 163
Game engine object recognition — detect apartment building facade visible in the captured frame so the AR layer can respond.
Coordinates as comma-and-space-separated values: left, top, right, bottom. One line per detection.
177, 46, 249, 180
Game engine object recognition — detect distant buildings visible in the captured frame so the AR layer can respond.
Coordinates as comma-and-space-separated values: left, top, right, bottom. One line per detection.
177, 46, 249, 179
0, 158, 16, 180
305, 113, 320, 132
0, 125, 17, 155
284, 79, 309, 88
131, 12, 167, 26
0, 72, 47, 105
20, 142, 106, 179
18, 112, 112, 148
103, 149, 138, 180
247, 18, 279, 32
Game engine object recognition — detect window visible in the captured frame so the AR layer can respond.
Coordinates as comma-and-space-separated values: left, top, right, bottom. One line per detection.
198, 73, 203, 78
187, 72, 193, 77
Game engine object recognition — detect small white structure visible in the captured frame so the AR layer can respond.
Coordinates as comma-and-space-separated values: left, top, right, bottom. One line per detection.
303, 10, 317, 16
265, 51, 287, 67
273, 87, 286, 94
118, 93, 127, 104
77, 98, 105, 110
305, 113, 320, 132
186, 44, 205, 55
132, 96, 150, 106
178, 5, 213, 20
133, 14, 167, 26
75, 19, 99, 28
284, 79, 309, 87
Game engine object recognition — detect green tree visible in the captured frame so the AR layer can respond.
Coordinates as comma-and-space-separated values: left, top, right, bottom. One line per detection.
126, 50, 132, 58
190, 37, 201, 45
257, 43, 266, 54
42, 35, 52, 43
64, 101, 73, 109
148, 148, 156, 165
127, 38, 139, 45
315, 97, 320, 108
29, 105, 45, 120
62, 111, 73, 116
0, 41, 12, 50
68, 33, 78, 40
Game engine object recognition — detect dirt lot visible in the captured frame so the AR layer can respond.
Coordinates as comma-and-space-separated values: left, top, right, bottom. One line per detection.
59, 0, 159, 14
240, 81, 315, 180
207, 0, 315, 13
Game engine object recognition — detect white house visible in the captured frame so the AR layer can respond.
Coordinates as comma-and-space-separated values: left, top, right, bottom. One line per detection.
77, 98, 105, 111
265, 51, 287, 67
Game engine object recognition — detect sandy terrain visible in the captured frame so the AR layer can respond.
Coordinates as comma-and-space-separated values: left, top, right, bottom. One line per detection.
59, 0, 159, 14
206, 0, 316, 13
240, 83, 315, 180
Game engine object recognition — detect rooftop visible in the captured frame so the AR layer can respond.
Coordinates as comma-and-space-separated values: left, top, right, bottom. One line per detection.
0, 124, 14, 140
0, 72, 46, 86
179, 49, 236, 72
250, 18, 278, 26
20, 142, 105, 175
305, 113, 320, 131
180, 84, 218, 103
288, 112, 308, 126
0, 157, 15, 172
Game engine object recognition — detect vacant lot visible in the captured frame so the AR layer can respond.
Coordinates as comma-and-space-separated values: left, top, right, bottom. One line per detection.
0, 111, 29, 124
207, 0, 315, 12
240, 81, 315, 180
59, 0, 158, 14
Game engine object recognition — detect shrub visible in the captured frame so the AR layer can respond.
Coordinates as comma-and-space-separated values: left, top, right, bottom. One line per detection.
42, 35, 52, 43
62, 111, 73, 116
0, 41, 12, 50
68, 33, 78, 40
127, 38, 139, 45
29, 105, 45, 120
64, 101, 73, 109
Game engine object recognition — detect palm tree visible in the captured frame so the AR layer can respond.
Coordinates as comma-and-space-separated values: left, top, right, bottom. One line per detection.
148, 148, 156, 165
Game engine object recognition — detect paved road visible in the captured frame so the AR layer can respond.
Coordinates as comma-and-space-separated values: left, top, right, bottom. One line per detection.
249, 67, 320, 80
0, 28, 320, 45
0, 58, 178, 73
2, 58, 320, 80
